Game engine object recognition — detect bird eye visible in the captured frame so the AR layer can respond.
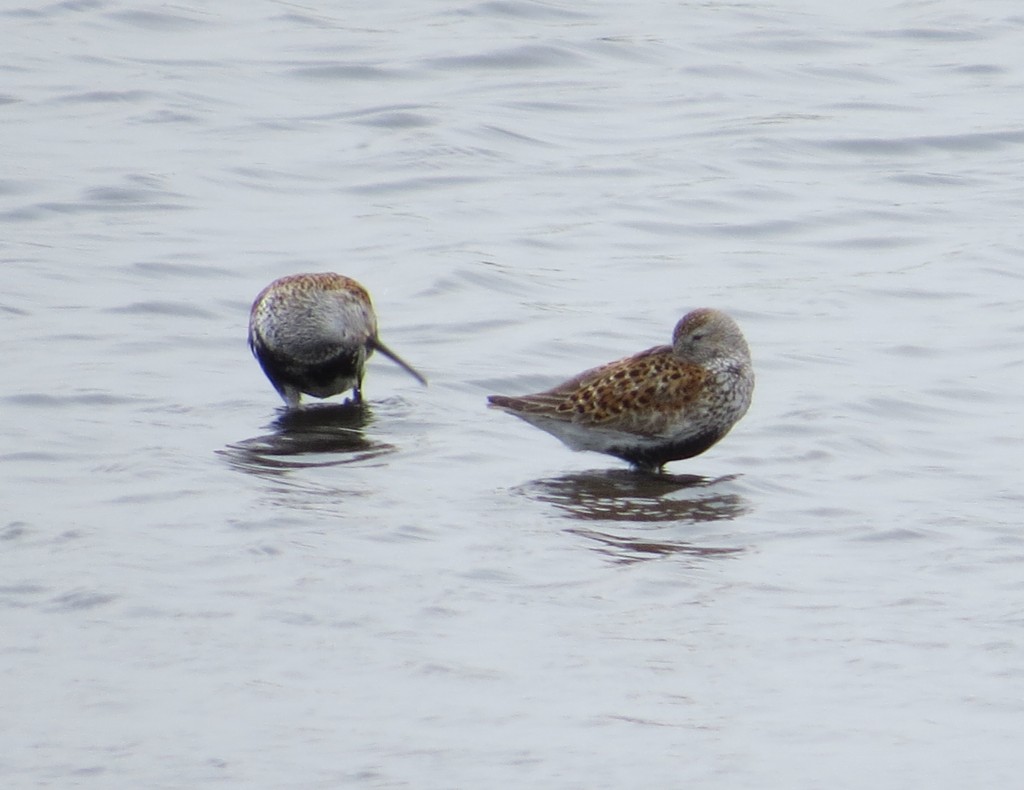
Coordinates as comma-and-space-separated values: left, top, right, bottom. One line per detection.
691, 332, 705, 342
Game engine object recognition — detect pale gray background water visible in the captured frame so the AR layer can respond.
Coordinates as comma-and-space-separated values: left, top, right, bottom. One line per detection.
3, 1, 1023, 787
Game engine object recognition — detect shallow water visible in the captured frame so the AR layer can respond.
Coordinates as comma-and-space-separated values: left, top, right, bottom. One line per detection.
3, 1, 1024, 787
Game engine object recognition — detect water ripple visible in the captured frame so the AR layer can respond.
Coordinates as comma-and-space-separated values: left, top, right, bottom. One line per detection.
427, 44, 585, 70
106, 9, 207, 31
286, 63, 407, 82
820, 128, 1024, 155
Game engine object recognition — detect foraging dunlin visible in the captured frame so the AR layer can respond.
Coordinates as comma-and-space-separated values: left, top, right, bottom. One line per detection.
488, 308, 753, 472
248, 273, 426, 408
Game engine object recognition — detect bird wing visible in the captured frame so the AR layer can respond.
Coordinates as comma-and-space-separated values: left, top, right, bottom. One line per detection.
489, 346, 708, 438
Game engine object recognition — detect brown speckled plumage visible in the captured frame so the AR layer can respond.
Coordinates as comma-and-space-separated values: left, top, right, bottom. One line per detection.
488, 308, 753, 472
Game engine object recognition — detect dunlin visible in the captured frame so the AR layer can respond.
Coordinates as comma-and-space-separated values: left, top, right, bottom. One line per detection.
248, 273, 426, 408
488, 308, 753, 472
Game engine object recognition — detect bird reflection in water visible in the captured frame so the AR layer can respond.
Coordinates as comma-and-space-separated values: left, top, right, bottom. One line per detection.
220, 401, 394, 476
516, 470, 748, 563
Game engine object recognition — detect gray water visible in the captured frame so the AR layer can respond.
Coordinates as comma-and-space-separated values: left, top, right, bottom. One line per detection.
3, 1, 1024, 787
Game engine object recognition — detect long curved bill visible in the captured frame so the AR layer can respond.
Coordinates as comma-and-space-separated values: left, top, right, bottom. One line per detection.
370, 338, 427, 386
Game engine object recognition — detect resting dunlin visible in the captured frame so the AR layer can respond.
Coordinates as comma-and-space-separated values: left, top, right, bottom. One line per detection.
248, 273, 426, 408
487, 308, 753, 472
